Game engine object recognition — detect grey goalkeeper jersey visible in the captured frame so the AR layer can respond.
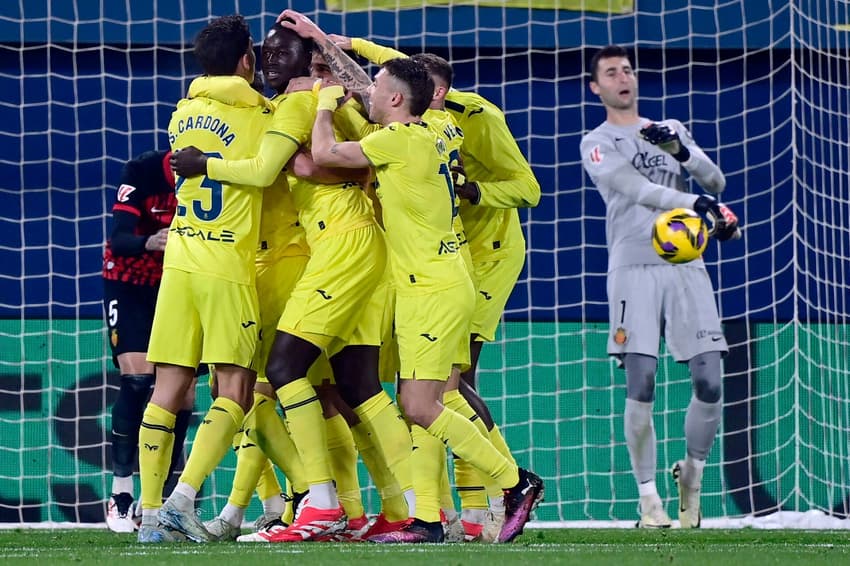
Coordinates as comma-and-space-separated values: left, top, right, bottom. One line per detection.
580, 118, 725, 272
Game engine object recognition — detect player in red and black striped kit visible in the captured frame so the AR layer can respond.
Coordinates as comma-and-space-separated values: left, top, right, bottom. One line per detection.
102, 149, 196, 533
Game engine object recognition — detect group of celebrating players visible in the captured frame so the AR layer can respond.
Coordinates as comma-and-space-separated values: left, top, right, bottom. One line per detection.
102, 4, 740, 546
103, 8, 543, 545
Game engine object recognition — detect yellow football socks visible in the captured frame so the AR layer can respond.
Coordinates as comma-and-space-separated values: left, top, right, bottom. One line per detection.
277, 378, 333, 485
427, 407, 518, 490
138, 402, 176, 511
179, 396, 244, 491
325, 413, 364, 519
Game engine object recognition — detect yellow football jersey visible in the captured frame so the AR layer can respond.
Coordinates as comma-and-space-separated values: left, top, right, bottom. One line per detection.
360, 121, 468, 296
166, 75, 274, 284
444, 90, 540, 260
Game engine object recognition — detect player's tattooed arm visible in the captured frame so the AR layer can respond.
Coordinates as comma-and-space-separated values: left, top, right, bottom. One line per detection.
278, 9, 372, 110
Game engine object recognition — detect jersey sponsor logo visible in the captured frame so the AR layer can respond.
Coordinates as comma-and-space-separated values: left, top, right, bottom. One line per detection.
438, 239, 459, 255
589, 145, 603, 165
420, 333, 438, 342
613, 327, 628, 345
632, 151, 667, 170
170, 226, 236, 243
117, 184, 137, 202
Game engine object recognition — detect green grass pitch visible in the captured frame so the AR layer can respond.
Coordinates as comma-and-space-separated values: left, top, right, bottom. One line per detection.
0, 528, 847, 565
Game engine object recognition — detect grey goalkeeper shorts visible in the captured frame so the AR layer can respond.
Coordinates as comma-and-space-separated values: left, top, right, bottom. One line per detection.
606, 264, 728, 362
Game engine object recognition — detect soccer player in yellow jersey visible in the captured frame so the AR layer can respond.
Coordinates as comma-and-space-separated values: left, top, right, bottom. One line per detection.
171, 29, 319, 542
137, 15, 274, 544
279, 7, 544, 544
325, 33, 543, 541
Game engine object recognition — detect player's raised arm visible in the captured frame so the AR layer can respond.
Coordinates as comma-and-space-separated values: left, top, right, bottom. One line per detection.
279, 10, 373, 99
311, 84, 370, 169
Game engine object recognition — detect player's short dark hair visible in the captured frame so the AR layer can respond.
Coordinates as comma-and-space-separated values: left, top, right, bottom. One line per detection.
382, 57, 434, 117
194, 15, 252, 76
411, 53, 453, 89
590, 44, 631, 82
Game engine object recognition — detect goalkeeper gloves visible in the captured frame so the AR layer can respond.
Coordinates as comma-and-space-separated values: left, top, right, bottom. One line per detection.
638, 122, 691, 162
693, 195, 740, 242
316, 84, 346, 112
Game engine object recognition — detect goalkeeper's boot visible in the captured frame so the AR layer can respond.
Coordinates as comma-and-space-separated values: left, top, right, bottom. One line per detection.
362, 514, 412, 539
479, 506, 506, 543
158, 492, 213, 542
441, 509, 466, 543
459, 508, 487, 542
137, 516, 187, 544
204, 516, 241, 541
672, 461, 702, 528
636, 495, 672, 528
106, 492, 138, 533
236, 518, 288, 542
498, 468, 544, 543
368, 518, 445, 543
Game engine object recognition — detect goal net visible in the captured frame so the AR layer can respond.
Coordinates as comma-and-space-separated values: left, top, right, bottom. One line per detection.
0, 0, 847, 527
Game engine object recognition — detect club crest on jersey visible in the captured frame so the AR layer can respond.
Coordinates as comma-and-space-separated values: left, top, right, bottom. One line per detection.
613, 327, 628, 345
117, 184, 136, 202
589, 145, 604, 165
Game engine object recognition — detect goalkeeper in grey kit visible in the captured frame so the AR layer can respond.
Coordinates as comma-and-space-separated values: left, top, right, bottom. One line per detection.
579, 45, 740, 529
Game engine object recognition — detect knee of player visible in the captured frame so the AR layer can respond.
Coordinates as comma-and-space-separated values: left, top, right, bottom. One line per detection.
692, 377, 722, 404
399, 397, 440, 428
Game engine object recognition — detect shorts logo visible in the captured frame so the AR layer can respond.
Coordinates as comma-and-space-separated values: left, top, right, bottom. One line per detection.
111, 329, 118, 347
420, 333, 438, 342
117, 184, 136, 202
613, 327, 628, 345
479, 290, 492, 301
143, 443, 159, 451
316, 289, 333, 300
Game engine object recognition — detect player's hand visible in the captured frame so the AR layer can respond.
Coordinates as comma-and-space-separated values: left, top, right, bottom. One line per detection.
277, 9, 322, 39
451, 165, 480, 204
693, 195, 740, 241
170, 146, 207, 177
327, 34, 353, 50
638, 122, 691, 162
285, 76, 316, 93
316, 83, 346, 112
144, 227, 169, 251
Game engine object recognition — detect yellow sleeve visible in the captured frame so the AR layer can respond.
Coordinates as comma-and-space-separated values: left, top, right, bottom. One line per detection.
206, 93, 315, 187
335, 99, 381, 141
462, 106, 541, 209
351, 37, 407, 65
